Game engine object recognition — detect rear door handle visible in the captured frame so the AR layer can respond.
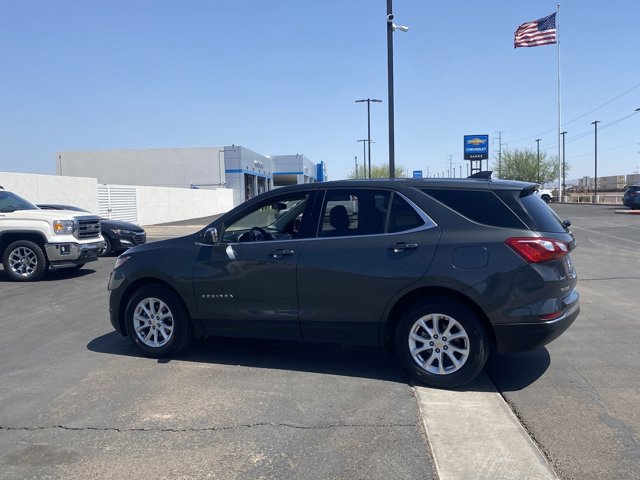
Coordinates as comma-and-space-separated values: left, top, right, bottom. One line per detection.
388, 242, 418, 253
270, 249, 295, 259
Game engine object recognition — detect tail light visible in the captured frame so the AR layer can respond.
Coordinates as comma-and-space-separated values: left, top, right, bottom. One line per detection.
506, 237, 569, 263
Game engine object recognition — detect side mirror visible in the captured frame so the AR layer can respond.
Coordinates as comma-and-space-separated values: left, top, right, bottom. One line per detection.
273, 202, 288, 211
203, 227, 219, 245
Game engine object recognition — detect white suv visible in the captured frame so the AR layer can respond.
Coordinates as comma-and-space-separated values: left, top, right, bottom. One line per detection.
536, 188, 553, 203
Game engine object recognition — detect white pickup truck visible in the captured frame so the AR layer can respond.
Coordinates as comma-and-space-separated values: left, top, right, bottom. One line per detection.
0, 188, 105, 281
536, 188, 553, 203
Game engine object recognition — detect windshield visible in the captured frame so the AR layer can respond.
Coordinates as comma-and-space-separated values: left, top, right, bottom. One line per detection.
226, 198, 307, 232
0, 191, 38, 212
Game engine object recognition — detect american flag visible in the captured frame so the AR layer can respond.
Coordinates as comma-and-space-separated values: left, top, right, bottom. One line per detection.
514, 13, 557, 48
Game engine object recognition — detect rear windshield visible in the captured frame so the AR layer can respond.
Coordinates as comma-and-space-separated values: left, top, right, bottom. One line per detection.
495, 189, 568, 233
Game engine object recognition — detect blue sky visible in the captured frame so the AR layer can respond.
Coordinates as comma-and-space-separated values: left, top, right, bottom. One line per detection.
1, 0, 639, 182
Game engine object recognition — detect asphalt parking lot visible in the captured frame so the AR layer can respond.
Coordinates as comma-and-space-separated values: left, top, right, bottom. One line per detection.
0, 204, 638, 479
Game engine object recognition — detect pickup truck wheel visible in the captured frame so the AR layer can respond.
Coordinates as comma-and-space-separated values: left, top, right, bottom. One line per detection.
2, 240, 47, 282
125, 285, 192, 358
395, 298, 489, 388
541, 194, 551, 203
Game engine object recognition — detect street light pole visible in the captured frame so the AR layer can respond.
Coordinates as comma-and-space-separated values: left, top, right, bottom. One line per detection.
591, 120, 600, 195
357, 139, 367, 178
386, 0, 408, 179
355, 98, 382, 179
386, 0, 395, 178
535, 139, 541, 183
355, 156, 358, 178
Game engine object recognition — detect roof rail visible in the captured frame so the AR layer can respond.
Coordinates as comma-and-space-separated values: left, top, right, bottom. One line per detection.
467, 171, 493, 179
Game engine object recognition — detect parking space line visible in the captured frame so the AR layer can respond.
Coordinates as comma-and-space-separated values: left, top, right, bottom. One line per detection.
415, 373, 558, 480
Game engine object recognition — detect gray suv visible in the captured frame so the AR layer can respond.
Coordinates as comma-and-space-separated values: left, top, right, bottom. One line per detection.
108, 175, 579, 388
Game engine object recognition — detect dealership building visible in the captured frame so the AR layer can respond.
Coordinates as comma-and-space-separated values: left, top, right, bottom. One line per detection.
57, 145, 327, 207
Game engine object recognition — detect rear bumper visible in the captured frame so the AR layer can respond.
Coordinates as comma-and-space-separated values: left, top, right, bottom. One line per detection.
493, 299, 580, 354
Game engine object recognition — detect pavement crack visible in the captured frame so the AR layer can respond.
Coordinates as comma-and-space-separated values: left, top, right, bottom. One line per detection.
0, 422, 415, 434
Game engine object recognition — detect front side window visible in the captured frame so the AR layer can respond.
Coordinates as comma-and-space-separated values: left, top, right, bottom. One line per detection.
223, 194, 309, 242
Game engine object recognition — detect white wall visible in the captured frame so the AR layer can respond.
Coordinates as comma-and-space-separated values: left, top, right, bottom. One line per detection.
0, 171, 98, 212
1, 171, 233, 226
136, 185, 233, 225
57, 147, 226, 188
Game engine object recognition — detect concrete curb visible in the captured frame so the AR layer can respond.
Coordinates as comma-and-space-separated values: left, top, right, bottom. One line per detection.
415, 373, 558, 480
614, 209, 640, 215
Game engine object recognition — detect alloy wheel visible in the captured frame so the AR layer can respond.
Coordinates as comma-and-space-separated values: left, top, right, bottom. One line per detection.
132, 297, 175, 348
8, 247, 38, 278
408, 313, 470, 375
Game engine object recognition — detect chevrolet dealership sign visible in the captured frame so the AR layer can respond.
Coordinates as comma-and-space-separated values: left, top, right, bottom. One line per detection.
463, 134, 489, 160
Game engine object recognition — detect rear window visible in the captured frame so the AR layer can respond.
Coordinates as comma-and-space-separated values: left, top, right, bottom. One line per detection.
496, 189, 568, 233
421, 189, 525, 229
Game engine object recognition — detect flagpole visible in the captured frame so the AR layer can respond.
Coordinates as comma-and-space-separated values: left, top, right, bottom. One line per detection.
557, 4, 563, 201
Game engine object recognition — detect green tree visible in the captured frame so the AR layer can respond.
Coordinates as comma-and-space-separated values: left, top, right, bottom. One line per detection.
493, 148, 568, 184
347, 162, 408, 179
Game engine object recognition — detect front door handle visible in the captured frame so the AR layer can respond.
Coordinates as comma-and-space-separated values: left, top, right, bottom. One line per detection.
270, 249, 295, 259
388, 242, 418, 253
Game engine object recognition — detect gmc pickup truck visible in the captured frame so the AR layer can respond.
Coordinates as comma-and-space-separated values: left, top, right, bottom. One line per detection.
0, 188, 105, 281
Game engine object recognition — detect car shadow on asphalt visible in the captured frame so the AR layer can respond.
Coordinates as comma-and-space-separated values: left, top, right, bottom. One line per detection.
484, 348, 551, 392
88, 332, 413, 384
87, 332, 549, 391
0, 266, 97, 282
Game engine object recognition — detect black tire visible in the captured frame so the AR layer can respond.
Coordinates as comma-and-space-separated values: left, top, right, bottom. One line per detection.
395, 297, 490, 388
2, 240, 47, 282
541, 195, 551, 203
124, 284, 192, 358
99, 236, 112, 257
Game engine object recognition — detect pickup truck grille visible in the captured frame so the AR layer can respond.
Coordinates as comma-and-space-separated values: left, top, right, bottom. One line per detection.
77, 218, 102, 239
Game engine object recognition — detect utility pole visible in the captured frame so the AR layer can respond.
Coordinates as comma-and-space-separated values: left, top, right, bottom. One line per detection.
355, 156, 358, 178
496, 131, 504, 178
591, 120, 601, 195
535, 139, 541, 183
561, 131, 567, 201
447, 155, 454, 178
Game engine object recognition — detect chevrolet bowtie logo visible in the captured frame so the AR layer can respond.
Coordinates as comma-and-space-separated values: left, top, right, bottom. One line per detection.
467, 138, 487, 145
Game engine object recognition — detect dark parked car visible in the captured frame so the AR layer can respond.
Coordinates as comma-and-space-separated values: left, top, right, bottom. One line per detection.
37, 204, 146, 256
622, 185, 640, 209
108, 175, 579, 388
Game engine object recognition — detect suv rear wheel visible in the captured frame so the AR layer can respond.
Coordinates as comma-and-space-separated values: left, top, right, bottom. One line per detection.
395, 297, 489, 388
2, 240, 47, 282
125, 285, 192, 357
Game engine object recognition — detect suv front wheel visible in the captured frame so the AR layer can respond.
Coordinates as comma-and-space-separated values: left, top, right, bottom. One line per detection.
124, 285, 192, 357
395, 298, 489, 388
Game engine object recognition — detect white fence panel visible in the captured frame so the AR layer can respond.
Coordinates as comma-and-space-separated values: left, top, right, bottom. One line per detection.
97, 185, 138, 223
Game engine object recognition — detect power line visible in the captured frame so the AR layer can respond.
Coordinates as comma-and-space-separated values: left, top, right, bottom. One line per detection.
508, 80, 640, 145
539, 110, 640, 152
